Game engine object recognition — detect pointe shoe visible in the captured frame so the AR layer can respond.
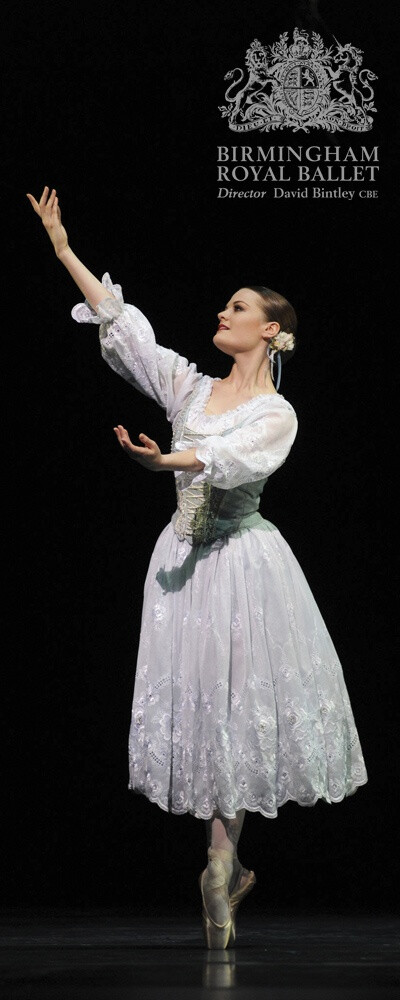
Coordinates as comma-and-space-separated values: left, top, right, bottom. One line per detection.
227, 863, 257, 947
199, 849, 233, 950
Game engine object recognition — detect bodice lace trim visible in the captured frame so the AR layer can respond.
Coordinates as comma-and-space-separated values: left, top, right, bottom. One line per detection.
185, 376, 294, 432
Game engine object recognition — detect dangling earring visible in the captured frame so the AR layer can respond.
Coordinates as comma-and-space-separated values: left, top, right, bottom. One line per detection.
267, 345, 282, 391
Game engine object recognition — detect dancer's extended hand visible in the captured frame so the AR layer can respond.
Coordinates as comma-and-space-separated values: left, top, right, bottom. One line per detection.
26, 186, 69, 256
113, 426, 165, 471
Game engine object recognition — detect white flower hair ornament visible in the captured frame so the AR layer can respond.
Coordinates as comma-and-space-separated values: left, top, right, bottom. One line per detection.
266, 330, 295, 391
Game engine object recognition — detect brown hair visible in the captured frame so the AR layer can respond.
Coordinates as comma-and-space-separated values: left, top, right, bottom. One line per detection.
245, 286, 298, 365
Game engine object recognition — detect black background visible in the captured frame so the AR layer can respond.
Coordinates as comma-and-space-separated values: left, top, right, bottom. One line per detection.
4, 0, 399, 917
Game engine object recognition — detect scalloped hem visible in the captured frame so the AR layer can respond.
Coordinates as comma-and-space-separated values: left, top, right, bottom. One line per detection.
127, 776, 368, 821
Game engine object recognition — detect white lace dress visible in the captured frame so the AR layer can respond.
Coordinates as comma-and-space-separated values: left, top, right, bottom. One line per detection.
72, 274, 368, 820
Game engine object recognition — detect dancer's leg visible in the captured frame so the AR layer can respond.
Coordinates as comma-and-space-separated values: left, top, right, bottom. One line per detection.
206, 809, 246, 855
202, 810, 247, 924
206, 810, 248, 894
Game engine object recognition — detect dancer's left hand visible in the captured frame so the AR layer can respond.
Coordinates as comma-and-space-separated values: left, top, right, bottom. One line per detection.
113, 426, 165, 471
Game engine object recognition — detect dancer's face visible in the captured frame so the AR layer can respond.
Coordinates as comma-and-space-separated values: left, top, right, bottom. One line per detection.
214, 288, 277, 357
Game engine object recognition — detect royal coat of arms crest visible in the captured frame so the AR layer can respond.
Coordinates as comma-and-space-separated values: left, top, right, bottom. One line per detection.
219, 30, 377, 133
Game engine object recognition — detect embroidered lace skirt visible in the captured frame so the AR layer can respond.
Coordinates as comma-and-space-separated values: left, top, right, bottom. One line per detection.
128, 517, 368, 820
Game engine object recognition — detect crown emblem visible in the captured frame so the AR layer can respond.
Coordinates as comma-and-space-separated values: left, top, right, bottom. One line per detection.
219, 29, 377, 133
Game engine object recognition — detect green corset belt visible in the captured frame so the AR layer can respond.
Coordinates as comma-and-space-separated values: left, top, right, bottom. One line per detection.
172, 480, 265, 546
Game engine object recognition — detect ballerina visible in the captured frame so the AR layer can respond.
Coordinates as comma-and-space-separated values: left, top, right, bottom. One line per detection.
27, 186, 368, 948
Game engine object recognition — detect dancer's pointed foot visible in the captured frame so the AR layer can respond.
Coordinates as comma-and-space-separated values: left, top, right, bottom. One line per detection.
199, 848, 233, 949
227, 861, 257, 947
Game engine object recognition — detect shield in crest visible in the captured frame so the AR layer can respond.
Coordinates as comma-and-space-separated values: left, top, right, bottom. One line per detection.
282, 61, 320, 117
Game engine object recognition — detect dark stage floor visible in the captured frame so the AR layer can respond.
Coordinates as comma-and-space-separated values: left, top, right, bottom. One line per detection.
1, 908, 399, 999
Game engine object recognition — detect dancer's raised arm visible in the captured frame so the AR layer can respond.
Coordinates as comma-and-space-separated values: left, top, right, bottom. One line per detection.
27, 185, 204, 423
26, 186, 114, 311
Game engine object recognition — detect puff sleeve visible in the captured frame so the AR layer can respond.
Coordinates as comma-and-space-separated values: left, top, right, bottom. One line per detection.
71, 272, 202, 424
191, 401, 298, 490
